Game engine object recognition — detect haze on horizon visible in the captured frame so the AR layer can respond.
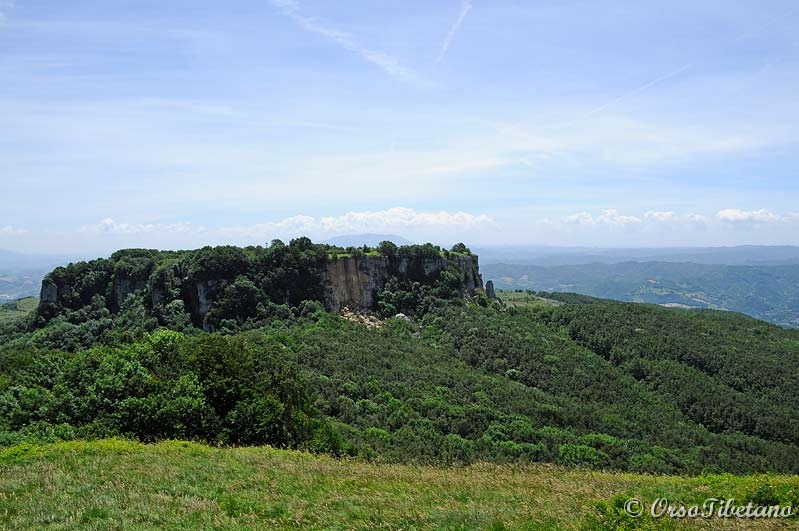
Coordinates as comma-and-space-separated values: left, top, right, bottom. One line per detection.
1, 0, 798, 254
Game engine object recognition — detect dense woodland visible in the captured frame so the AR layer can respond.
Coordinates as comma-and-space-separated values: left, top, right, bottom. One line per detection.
1, 241, 799, 475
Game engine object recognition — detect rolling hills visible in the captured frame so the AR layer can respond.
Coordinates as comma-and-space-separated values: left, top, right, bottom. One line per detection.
483, 262, 799, 327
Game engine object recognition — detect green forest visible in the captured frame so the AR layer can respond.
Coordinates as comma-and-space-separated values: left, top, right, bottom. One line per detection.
2, 241, 799, 477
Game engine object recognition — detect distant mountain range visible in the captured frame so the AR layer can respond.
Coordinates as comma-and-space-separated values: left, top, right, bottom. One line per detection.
482, 261, 799, 328
474, 245, 799, 266
0, 250, 86, 271
0, 250, 86, 301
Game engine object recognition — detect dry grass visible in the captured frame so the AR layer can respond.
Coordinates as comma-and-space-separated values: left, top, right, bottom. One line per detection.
0, 439, 797, 530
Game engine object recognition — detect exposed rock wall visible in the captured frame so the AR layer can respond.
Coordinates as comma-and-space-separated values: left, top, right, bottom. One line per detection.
40, 281, 58, 305
323, 256, 389, 311
112, 277, 148, 310
323, 254, 482, 311
486, 280, 496, 300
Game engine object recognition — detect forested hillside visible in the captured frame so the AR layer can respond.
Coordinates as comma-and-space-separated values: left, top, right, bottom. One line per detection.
1, 242, 799, 476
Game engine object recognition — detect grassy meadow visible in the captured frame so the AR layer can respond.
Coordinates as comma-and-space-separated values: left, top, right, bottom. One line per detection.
1, 439, 797, 530
0, 297, 37, 323
495, 290, 561, 309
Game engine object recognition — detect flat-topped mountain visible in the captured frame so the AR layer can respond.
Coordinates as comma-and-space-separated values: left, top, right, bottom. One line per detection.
36, 238, 482, 331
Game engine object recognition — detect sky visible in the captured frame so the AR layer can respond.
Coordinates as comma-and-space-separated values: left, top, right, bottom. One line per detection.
1, 0, 798, 253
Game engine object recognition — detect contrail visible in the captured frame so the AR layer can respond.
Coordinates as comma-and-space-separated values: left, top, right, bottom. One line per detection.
563, 7, 799, 126
270, 0, 415, 81
578, 63, 693, 122
436, 0, 472, 63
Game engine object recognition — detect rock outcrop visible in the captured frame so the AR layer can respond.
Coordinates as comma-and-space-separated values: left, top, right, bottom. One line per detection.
323, 256, 389, 312
486, 280, 496, 300
323, 254, 482, 311
40, 281, 58, 305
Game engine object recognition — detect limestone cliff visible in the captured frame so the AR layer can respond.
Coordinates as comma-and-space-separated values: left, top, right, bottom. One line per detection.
323, 256, 389, 311
112, 277, 148, 311
36, 243, 484, 329
323, 254, 482, 311
39, 281, 58, 306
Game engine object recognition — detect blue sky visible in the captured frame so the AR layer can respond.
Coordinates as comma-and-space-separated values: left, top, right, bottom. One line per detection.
1, 0, 798, 252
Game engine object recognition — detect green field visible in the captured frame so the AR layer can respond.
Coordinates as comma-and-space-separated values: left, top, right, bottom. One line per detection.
495, 290, 561, 309
1, 439, 797, 530
0, 296, 38, 323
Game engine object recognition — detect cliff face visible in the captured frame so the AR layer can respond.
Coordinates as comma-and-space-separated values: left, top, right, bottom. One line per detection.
323, 254, 482, 311
112, 277, 148, 311
40, 281, 58, 306
323, 256, 389, 311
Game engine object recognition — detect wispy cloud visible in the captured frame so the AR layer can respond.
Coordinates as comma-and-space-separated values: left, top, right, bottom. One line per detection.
82, 218, 203, 235
557, 208, 799, 232
0, 1, 15, 25
487, 110, 768, 167
269, 0, 414, 81
436, 0, 472, 63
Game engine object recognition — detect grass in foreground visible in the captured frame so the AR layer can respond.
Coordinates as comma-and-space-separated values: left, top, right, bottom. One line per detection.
1, 440, 798, 530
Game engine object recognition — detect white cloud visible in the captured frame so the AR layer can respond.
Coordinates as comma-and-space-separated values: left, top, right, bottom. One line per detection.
81, 208, 493, 241
436, 0, 472, 63
716, 208, 780, 224
557, 209, 730, 230
563, 212, 595, 225
597, 209, 642, 226
270, 0, 414, 81
216, 215, 317, 238
543, 208, 799, 243
0, 225, 26, 234
561, 210, 641, 227
86, 218, 202, 235
218, 207, 493, 238
319, 207, 493, 233
645, 210, 676, 222
557, 208, 799, 230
